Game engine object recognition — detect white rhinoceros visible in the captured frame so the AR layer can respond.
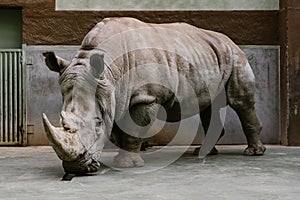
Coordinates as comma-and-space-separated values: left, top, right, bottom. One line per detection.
43, 17, 265, 175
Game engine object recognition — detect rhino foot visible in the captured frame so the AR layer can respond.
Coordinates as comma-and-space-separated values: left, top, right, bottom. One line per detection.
244, 143, 266, 156
193, 146, 219, 156
114, 150, 144, 168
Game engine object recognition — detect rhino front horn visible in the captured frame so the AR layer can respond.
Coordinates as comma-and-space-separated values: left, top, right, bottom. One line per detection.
42, 113, 84, 162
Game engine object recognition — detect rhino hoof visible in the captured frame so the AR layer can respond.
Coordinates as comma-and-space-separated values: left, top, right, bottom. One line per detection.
244, 144, 266, 156
193, 146, 219, 156
114, 151, 145, 168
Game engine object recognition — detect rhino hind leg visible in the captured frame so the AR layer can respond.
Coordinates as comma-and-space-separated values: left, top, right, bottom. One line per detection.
234, 106, 266, 156
226, 61, 266, 156
193, 146, 219, 156
193, 105, 225, 156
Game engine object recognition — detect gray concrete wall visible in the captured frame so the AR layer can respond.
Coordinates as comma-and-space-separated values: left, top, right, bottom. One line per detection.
25, 45, 279, 145
56, 0, 279, 11
26, 46, 78, 145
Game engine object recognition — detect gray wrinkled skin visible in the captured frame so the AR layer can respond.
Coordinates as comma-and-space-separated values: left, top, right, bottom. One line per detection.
43, 17, 266, 174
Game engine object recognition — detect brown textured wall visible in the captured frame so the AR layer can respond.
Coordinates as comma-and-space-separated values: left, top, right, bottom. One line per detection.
280, 0, 300, 146
0, 0, 279, 45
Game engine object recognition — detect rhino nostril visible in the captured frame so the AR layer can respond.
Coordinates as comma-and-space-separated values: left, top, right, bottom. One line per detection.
63, 123, 77, 133
63, 125, 71, 131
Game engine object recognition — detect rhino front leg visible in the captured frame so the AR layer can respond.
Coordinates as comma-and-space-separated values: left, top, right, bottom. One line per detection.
113, 132, 144, 168
114, 102, 159, 168
112, 122, 144, 168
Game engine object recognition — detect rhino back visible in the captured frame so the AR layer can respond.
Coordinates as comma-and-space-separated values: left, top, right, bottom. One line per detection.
81, 17, 247, 116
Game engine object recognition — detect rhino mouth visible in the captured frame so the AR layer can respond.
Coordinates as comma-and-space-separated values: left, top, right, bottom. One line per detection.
62, 152, 101, 175
43, 113, 101, 174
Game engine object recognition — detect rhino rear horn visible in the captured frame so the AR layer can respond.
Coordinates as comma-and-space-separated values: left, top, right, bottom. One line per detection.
43, 51, 70, 74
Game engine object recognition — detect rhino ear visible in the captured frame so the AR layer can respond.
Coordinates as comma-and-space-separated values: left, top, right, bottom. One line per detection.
90, 54, 105, 77
43, 51, 70, 74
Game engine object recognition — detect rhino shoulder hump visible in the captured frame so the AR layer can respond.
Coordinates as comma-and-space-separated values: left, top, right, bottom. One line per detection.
81, 17, 146, 49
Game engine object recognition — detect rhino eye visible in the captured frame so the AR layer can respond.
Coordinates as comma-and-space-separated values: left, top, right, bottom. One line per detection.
61, 85, 73, 96
95, 117, 103, 134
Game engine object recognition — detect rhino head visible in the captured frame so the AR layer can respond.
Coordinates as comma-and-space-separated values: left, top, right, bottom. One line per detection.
42, 52, 114, 175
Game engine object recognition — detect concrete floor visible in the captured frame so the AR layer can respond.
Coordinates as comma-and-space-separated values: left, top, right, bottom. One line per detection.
0, 145, 299, 200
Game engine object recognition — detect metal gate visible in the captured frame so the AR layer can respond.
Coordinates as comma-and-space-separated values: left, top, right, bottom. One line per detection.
0, 49, 26, 145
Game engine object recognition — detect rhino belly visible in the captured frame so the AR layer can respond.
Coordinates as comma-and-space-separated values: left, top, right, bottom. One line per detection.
157, 96, 212, 122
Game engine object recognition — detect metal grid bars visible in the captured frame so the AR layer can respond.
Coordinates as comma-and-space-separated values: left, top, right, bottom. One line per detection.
0, 49, 26, 145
